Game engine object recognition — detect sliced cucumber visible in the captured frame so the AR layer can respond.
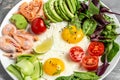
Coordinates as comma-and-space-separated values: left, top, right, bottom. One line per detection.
31, 60, 40, 79
48, 0, 63, 22
16, 59, 34, 76
43, 3, 58, 22
7, 64, 24, 80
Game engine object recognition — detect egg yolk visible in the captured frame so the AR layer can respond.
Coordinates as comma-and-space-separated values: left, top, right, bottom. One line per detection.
43, 58, 65, 76
62, 25, 84, 44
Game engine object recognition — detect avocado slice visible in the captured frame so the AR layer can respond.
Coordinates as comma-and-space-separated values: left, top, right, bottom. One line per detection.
63, 0, 74, 19
66, 0, 74, 14
43, 2, 58, 22
59, 0, 74, 19
70, 0, 77, 13
55, 0, 69, 20
48, 0, 63, 22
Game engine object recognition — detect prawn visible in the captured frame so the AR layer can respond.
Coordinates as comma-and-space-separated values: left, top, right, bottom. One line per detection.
0, 35, 22, 53
3, 49, 33, 59
12, 30, 37, 50
2, 24, 16, 36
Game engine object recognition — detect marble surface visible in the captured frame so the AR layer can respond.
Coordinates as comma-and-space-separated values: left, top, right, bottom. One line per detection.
0, 0, 120, 80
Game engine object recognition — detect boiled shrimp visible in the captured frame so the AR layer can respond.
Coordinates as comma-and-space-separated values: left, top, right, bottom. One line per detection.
3, 49, 33, 59
0, 35, 22, 53
12, 30, 38, 50
2, 24, 16, 36
13, 34, 33, 50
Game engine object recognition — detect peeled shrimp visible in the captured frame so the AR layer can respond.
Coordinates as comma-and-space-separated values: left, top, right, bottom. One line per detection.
12, 30, 37, 50
2, 24, 16, 36
0, 36, 22, 53
13, 34, 33, 50
19, 0, 44, 22
3, 49, 33, 59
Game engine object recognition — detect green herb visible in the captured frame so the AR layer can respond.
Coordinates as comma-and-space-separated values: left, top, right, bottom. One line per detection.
52, 69, 61, 75
69, 15, 81, 30
44, 19, 51, 29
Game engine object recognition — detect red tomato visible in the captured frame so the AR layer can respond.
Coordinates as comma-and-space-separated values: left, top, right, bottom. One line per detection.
31, 18, 47, 34
81, 56, 98, 71
69, 46, 84, 62
87, 41, 105, 56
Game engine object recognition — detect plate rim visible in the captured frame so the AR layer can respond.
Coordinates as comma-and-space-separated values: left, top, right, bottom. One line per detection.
0, 0, 120, 80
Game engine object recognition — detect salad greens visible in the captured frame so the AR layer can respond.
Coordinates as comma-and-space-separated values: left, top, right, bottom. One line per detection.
7, 54, 43, 80
74, 0, 120, 76
55, 72, 100, 80
6, 0, 120, 79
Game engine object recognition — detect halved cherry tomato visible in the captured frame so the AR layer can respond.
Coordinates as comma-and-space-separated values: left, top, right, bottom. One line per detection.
81, 56, 98, 71
69, 46, 84, 62
87, 41, 105, 56
31, 18, 47, 34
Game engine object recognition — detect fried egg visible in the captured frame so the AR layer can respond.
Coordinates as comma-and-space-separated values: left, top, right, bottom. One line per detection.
35, 21, 90, 80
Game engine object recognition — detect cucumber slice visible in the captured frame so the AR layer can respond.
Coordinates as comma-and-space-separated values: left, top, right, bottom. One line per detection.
16, 59, 34, 76
43, 3, 58, 22
31, 60, 40, 79
39, 62, 43, 77
7, 64, 24, 80
48, 0, 63, 22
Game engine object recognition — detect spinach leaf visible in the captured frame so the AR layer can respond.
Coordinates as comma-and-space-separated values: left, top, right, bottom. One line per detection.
82, 19, 97, 36
74, 72, 100, 80
55, 76, 70, 80
87, 1, 99, 17
101, 42, 119, 62
107, 42, 119, 62
55, 72, 100, 80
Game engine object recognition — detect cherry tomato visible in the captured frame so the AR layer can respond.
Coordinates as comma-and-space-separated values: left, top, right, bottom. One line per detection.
87, 41, 105, 56
69, 46, 84, 62
81, 56, 98, 71
31, 18, 47, 34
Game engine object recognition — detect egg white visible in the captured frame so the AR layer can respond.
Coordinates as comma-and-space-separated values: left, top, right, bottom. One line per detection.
34, 22, 90, 80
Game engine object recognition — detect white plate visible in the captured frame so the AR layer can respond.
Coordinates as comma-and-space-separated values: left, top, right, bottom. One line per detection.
0, 0, 120, 80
